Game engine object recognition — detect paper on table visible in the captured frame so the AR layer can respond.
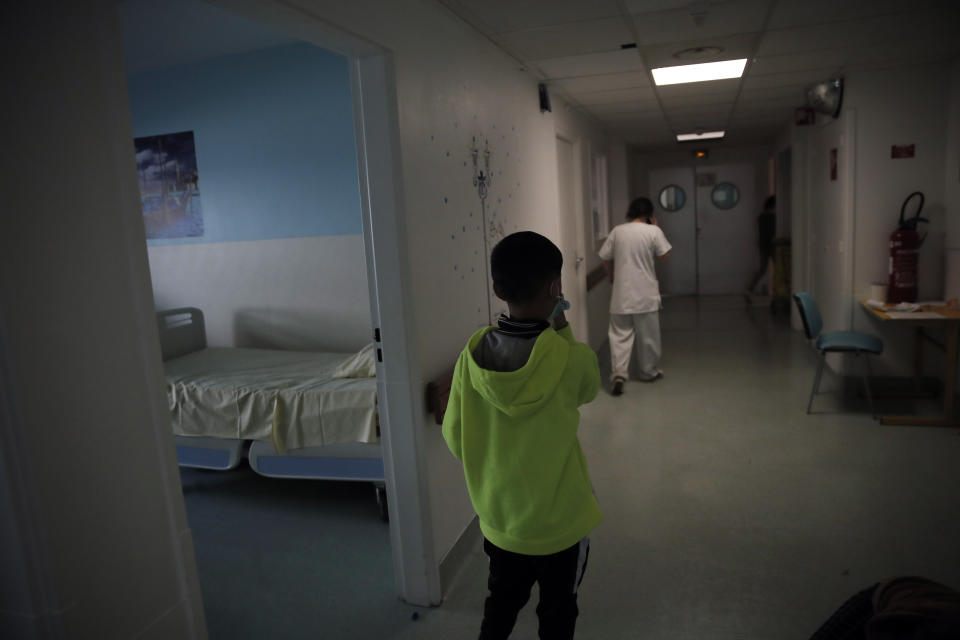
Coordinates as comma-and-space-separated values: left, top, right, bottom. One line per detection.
885, 311, 945, 319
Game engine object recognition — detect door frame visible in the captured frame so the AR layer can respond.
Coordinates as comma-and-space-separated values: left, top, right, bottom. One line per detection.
555, 133, 589, 341
211, 0, 441, 605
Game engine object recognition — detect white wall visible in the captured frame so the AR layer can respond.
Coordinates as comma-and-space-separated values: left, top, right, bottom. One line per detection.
149, 235, 371, 351
270, 0, 625, 576
0, 1, 204, 636
126, 40, 371, 354
849, 63, 951, 376
783, 61, 953, 375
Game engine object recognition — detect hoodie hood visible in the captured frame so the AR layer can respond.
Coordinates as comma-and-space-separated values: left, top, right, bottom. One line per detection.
465, 327, 569, 418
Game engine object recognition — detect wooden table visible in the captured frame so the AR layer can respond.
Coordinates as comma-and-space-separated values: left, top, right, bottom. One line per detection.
860, 301, 960, 426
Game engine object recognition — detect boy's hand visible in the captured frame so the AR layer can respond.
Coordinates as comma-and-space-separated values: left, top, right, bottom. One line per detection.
552, 311, 568, 331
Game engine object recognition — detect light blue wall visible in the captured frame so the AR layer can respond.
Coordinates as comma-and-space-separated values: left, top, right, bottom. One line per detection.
128, 43, 361, 244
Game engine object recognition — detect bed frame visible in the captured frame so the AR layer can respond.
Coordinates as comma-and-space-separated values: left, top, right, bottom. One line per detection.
158, 307, 388, 520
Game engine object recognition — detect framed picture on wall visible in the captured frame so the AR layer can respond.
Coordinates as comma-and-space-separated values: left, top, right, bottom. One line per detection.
134, 130, 203, 239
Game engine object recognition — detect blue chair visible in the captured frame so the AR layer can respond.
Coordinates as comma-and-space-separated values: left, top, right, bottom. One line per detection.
793, 292, 883, 416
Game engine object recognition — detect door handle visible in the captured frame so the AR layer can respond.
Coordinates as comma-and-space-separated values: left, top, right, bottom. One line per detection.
575, 255, 584, 270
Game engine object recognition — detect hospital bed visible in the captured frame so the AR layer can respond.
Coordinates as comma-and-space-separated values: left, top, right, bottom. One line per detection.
157, 307, 388, 520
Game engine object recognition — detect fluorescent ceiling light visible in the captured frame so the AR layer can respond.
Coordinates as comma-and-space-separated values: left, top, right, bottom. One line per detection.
677, 131, 725, 142
652, 59, 747, 85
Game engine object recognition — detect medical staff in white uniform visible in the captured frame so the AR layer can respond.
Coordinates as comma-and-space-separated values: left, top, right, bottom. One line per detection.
598, 197, 672, 396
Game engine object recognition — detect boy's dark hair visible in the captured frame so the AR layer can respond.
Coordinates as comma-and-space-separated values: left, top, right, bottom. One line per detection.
764, 195, 776, 211
626, 197, 654, 221
491, 231, 563, 303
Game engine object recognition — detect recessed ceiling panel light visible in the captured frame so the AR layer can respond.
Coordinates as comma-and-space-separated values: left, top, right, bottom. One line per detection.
677, 131, 725, 142
652, 59, 747, 85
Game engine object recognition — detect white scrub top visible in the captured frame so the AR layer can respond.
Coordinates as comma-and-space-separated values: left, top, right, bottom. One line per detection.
598, 222, 672, 314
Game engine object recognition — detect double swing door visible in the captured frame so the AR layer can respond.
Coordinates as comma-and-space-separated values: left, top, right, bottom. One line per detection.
649, 163, 756, 297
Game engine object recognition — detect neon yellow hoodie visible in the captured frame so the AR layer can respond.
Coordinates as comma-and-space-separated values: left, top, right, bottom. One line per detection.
442, 324, 602, 555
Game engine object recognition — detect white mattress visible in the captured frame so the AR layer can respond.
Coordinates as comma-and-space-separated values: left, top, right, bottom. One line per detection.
165, 347, 378, 452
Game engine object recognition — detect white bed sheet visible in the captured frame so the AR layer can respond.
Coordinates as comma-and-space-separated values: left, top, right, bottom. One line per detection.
165, 347, 377, 452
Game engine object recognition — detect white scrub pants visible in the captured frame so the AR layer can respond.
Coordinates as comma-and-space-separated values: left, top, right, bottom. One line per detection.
609, 311, 661, 381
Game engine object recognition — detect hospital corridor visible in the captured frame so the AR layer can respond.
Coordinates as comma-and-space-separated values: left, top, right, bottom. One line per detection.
395, 297, 960, 639
174, 297, 960, 639
4, 1, 960, 639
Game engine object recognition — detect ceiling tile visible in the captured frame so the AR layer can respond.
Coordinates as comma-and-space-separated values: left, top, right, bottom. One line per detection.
535, 49, 646, 78
736, 94, 802, 110
749, 50, 846, 75
767, 0, 928, 29
586, 100, 661, 116
740, 68, 840, 89
665, 103, 734, 117
552, 71, 651, 93
641, 33, 756, 69
756, 12, 952, 58
670, 112, 728, 125
622, 0, 718, 13
494, 17, 634, 60
576, 87, 662, 105
630, 0, 768, 46
603, 111, 669, 124
729, 107, 794, 122
660, 91, 738, 109
442, 0, 622, 34
843, 39, 960, 68
727, 116, 790, 127
738, 84, 806, 101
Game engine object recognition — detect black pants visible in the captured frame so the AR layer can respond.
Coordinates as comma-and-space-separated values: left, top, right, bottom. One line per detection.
479, 537, 590, 640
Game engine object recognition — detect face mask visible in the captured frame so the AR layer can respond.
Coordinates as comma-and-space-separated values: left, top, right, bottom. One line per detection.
548, 295, 571, 321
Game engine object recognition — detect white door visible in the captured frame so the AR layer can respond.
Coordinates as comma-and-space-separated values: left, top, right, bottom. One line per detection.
696, 163, 756, 294
555, 137, 587, 342
650, 167, 696, 295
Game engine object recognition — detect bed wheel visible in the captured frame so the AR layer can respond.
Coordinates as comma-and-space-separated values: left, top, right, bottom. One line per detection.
375, 484, 389, 522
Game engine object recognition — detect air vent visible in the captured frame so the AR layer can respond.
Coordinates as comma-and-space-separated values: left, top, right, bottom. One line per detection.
672, 46, 723, 61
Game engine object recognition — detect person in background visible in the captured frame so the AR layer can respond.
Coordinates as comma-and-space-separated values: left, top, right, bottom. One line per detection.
442, 231, 602, 640
750, 195, 777, 295
599, 197, 672, 397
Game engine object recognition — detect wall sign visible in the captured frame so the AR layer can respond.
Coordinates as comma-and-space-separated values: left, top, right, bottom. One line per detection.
891, 144, 916, 159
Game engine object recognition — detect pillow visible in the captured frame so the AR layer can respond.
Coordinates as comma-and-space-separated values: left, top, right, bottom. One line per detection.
333, 343, 377, 378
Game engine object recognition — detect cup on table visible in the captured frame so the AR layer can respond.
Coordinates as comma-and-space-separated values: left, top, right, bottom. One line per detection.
870, 283, 887, 302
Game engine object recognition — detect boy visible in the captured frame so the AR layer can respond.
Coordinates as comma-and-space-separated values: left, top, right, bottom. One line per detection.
442, 231, 602, 640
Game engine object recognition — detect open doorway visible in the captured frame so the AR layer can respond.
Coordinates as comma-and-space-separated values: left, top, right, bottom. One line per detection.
116, 0, 437, 633
555, 135, 588, 342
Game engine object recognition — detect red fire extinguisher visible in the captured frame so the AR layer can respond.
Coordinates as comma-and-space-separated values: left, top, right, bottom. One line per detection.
887, 191, 928, 303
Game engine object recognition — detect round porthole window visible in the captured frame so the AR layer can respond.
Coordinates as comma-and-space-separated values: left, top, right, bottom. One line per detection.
658, 185, 686, 211
711, 182, 740, 209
